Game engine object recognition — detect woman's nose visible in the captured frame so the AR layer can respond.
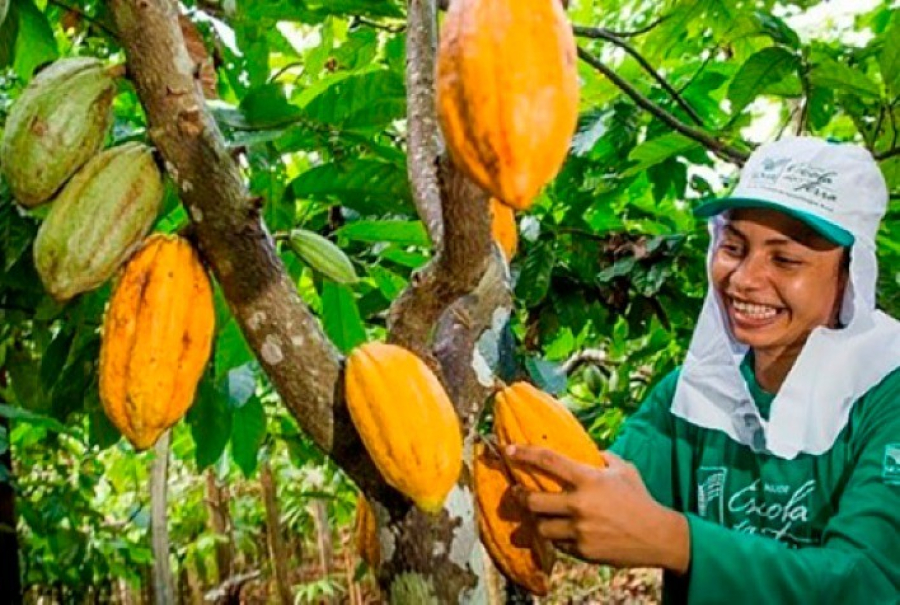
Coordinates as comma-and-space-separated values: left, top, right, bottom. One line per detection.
728, 253, 767, 291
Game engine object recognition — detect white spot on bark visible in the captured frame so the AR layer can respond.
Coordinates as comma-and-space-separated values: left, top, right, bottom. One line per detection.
460, 542, 490, 605
182, 180, 193, 193
248, 311, 266, 331
472, 349, 494, 388
291, 334, 305, 347
189, 205, 203, 222
261, 335, 283, 365
446, 484, 477, 569
433, 542, 446, 557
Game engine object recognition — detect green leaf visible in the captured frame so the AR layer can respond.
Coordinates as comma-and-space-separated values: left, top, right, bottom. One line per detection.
289, 159, 413, 215
0, 403, 66, 432
12, 0, 57, 80
6, 346, 46, 412
368, 265, 407, 302
321, 282, 366, 354
230, 396, 266, 477
215, 318, 255, 379
337, 220, 428, 246
727, 47, 800, 116
86, 387, 121, 450
238, 83, 304, 130
625, 134, 701, 176
40, 329, 74, 391
304, 70, 406, 132
880, 17, 900, 94
186, 374, 233, 470
752, 11, 800, 49
808, 57, 881, 99
0, 0, 19, 68
516, 244, 555, 307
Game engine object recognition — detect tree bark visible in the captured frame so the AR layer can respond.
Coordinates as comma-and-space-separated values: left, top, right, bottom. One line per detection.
260, 459, 292, 605
205, 470, 234, 582
150, 431, 175, 605
0, 370, 22, 605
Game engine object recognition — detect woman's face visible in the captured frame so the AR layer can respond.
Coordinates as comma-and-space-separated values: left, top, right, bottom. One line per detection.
710, 208, 848, 357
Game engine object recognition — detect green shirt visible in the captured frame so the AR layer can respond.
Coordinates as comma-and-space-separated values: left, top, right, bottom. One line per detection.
610, 363, 900, 604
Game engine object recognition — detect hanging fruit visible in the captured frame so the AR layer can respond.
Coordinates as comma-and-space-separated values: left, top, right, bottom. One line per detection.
490, 198, 518, 261
1, 57, 118, 207
99, 234, 215, 451
344, 342, 463, 513
34, 143, 164, 302
354, 496, 381, 570
473, 442, 553, 595
436, 0, 579, 211
494, 381, 606, 492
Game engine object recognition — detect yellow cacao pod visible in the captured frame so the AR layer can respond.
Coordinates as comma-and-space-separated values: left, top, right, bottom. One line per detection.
344, 342, 463, 513
474, 443, 553, 596
490, 198, 518, 261
1, 58, 116, 207
494, 382, 606, 492
436, 0, 579, 211
354, 496, 381, 570
99, 234, 215, 450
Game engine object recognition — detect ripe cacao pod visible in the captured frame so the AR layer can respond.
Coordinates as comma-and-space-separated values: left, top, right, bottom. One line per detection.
288, 228, 358, 284
344, 342, 463, 513
34, 143, 163, 302
490, 198, 518, 261
494, 382, 606, 492
474, 443, 553, 596
1, 57, 117, 207
435, 0, 579, 211
99, 234, 215, 451
355, 496, 381, 570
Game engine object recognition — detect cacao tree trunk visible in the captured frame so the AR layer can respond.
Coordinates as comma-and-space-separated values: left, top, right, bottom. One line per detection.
260, 459, 292, 605
205, 470, 234, 582
0, 370, 22, 605
150, 431, 175, 605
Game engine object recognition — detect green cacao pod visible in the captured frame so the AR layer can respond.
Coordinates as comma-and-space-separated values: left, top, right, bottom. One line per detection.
1, 58, 117, 207
34, 143, 163, 302
289, 228, 358, 284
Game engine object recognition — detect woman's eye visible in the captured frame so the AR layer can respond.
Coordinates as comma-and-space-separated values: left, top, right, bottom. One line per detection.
720, 243, 743, 256
773, 256, 801, 266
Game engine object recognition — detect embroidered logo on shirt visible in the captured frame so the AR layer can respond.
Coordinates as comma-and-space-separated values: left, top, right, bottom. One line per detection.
883, 444, 900, 486
697, 467, 727, 523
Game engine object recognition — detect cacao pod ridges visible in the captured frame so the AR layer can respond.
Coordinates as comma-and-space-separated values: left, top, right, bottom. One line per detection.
1, 57, 117, 207
344, 342, 463, 514
494, 381, 606, 493
34, 142, 164, 302
436, 0, 579, 211
99, 234, 215, 451
474, 443, 553, 596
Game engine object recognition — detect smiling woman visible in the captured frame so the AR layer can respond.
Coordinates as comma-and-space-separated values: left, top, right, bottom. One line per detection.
508, 136, 900, 604
710, 209, 848, 392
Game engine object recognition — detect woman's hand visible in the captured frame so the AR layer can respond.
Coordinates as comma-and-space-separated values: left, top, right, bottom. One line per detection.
505, 444, 691, 573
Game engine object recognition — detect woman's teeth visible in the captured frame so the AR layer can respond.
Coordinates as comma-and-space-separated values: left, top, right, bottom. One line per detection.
732, 299, 779, 319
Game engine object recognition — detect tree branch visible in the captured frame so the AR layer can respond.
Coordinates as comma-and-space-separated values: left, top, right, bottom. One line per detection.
405, 0, 444, 248
108, 0, 392, 501
874, 146, 900, 161
573, 25, 703, 126
576, 46, 749, 166
46, 0, 119, 38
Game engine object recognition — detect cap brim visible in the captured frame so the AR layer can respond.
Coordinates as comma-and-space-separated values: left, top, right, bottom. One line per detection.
694, 197, 854, 247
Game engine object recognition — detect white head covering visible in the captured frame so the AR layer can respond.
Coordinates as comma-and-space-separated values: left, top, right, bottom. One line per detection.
672, 137, 900, 459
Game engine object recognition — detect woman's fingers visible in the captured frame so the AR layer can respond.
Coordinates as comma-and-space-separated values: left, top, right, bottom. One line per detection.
506, 444, 594, 487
